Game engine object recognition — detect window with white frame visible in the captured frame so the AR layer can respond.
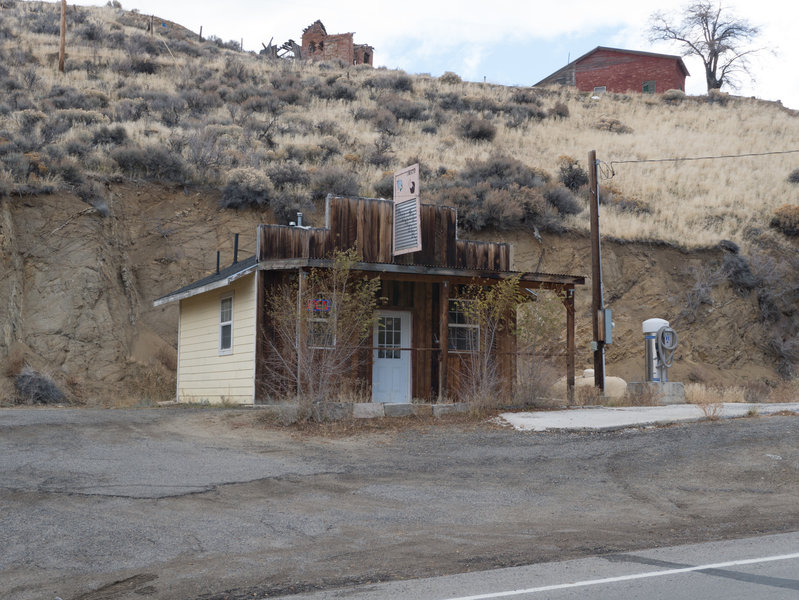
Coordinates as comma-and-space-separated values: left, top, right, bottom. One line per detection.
219, 295, 233, 354
593, 86, 606, 95
448, 299, 479, 351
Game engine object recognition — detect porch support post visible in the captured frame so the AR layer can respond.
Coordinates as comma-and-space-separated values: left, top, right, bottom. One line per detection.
296, 268, 305, 398
563, 286, 576, 405
438, 280, 449, 402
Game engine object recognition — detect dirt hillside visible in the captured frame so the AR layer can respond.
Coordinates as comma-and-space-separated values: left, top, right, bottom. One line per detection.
0, 184, 784, 404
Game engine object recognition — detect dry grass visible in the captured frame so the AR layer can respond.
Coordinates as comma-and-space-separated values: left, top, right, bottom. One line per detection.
685, 383, 748, 420
2, 3, 798, 247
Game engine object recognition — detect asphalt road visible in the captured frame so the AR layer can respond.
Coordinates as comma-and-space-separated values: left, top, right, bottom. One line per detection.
268, 532, 799, 600
2, 407, 799, 600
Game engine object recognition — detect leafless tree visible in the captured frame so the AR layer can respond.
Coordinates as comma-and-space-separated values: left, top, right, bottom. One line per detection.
649, 2, 761, 91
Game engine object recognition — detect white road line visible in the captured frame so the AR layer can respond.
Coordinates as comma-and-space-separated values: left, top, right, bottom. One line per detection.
438, 552, 799, 600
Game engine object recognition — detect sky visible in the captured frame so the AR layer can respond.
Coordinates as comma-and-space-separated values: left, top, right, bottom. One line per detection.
75, 0, 799, 109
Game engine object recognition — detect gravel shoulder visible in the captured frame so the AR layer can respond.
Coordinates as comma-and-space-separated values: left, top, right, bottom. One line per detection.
2, 407, 799, 600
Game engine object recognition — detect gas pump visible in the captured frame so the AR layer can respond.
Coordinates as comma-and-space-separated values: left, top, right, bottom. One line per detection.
642, 318, 678, 383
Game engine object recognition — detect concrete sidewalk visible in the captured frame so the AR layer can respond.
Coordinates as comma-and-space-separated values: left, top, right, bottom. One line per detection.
499, 402, 799, 432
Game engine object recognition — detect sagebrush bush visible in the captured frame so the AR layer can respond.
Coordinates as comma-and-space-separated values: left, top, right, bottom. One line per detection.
111, 145, 188, 181
544, 186, 582, 216
220, 168, 274, 208
460, 155, 547, 189
383, 95, 427, 121
722, 254, 758, 294
662, 89, 686, 105
557, 156, 588, 191
788, 168, 799, 184
265, 161, 309, 188
593, 117, 632, 134
548, 101, 569, 119
439, 71, 462, 85
310, 166, 359, 200
457, 115, 496, 142
770, 204, 799, 236
14, 366, 65, 405
92, 125, 127, 146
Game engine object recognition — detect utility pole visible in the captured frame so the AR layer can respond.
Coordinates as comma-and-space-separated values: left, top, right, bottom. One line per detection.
58, 0, 66, 73
588, 150, 606, 392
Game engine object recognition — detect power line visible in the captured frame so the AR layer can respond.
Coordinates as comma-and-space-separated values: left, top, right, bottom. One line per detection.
603, 149, 799, 179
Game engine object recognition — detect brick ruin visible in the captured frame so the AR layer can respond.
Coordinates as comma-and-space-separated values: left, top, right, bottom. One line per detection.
300, 20, 373, 66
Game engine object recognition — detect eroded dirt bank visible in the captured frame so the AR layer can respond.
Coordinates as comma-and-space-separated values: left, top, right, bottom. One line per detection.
0, 184, 787, 403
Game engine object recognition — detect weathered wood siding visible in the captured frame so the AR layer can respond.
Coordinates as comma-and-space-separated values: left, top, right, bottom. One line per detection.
257, 196, 510, 270
177, 273, 256, 404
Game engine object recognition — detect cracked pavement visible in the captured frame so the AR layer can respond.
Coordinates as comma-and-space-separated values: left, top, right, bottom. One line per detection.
2, 407, 798, 600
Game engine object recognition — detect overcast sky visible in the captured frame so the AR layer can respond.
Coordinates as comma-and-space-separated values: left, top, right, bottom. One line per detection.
76, 0, 799, 109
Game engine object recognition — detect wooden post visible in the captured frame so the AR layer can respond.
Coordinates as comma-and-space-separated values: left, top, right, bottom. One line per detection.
149, 15, 154, 36
296, 269, 306, 398
438, 280, 449, 402
563, 287, 576, 405
588, 150, 605, 392
58, 0, 66, 73
199, 25, 203, 42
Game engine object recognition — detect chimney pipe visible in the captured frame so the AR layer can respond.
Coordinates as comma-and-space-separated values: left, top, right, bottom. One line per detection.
297, 212, 303, 227
233, 233, 239, 265
216, 251, 220, 274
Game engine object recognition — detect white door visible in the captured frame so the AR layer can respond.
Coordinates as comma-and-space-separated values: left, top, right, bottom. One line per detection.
372, 310, 411, 403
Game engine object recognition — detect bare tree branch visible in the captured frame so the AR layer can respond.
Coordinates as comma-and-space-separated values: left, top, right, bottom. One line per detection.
649, 2, 761, 91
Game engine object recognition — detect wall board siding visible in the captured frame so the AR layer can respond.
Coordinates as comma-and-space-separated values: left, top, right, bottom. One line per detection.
178, 273, 256, 404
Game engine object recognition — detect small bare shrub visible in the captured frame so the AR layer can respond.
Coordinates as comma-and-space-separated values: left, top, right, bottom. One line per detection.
768, 379, 799, 403
557, 155, 588, 191
439, 71, 462, 85
770, 204, 799, 236
662, 89, 685, 105
788, 169, 799, 184
112, 146, 188, 182
686, 383, 723, 420
548, 101, 569, 119
544, 186, 582, 216
457, 115, 496, 142
593, 117, 632, 134
220, 168, 275, 208
310, 166, 359, 201
722, 254, 758, 294
265, 161, 309, 189
383, 95, 427, 122
14, 367, 65, 405
625, 384, 663, 406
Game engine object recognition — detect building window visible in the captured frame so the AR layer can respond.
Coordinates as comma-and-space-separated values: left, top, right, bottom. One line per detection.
448, 299, 479, 351
307, 298, 335, 349
363, 52, 370, 64
593, 86, 606, 95
309, 41, 316, 53
219, 295, 233, 355
642, 80, 656, 94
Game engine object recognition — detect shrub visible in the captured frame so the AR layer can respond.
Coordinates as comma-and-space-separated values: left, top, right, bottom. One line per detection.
722, 254, 758, 294
14, 366, 65, 405
310, 166, 359, 201
788, 169, 799, 184
436, 92, 467, 112
373, 172, 394, 198
662, 89, 685, 105
111, 145, 188, 182
770, 204, 799, 236
505, 103, 546, 128
92, 125, 128, 146
220, 168, 275, 208
548, 101, 570, 119
544, 186, 582, 216
510, 89, 542, 105
457, 115, 496, 142
439, 71, 462, 84
383, 95, 427, 121
557, 156, 588, 191
265, 161, 309, 188
593, 117, 632, 134
364, 74, 414, 92
460, 155, 547, 189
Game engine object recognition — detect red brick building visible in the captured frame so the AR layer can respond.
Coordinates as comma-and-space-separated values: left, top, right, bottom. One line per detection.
535, 47, 689, 94
301, 20, 374, 66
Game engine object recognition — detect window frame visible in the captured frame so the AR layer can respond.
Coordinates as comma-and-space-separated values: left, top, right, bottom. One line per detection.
593, 86, 606, 95
307, 298, 336, 350
219, 294, 234, 355
448, 298, 480, 352
642, 80, 656, 94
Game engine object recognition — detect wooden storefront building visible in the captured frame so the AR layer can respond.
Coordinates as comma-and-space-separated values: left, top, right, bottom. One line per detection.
154, 195, 585, 405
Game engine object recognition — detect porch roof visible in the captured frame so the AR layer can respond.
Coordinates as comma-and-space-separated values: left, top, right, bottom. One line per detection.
258, 257, 585, 288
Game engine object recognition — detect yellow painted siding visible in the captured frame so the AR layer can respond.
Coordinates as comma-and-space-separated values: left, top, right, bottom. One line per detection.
177, 274, 256, 404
